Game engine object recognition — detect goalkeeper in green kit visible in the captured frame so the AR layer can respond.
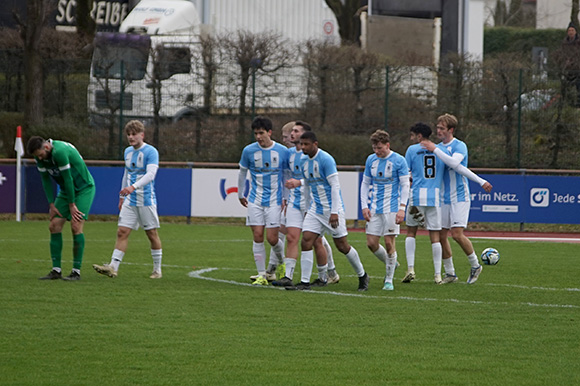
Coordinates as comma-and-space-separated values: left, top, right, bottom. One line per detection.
27, 136, 96, 281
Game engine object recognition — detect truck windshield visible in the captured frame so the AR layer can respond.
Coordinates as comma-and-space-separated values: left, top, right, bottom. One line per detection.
92, 32, 151, 81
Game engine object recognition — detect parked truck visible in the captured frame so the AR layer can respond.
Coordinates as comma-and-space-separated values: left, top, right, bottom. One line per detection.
87, 0, 338, 125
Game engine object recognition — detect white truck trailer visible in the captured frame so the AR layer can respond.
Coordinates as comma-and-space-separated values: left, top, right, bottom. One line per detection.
87, 0, 338, 125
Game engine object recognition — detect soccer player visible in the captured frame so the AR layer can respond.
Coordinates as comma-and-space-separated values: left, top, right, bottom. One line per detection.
238, 116, 289, 285
27, 136, 96, 281
93, 120, 163, 279
250, 121, 295, 283
360, 130, 409, 291
272, 121, 340, 288
421, 113, 493, 284
403, 123, 445, 284
286, 131, 369, 291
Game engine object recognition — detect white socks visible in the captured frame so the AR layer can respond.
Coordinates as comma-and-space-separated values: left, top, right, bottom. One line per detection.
345, 247, 365, 277
253, 241, 267, 276
152, 249, 162, 272
443, 257, 455, 276
300, 250, 314, 283
284, 257, 296, 280
467, 252, 479, 268
110, 249, 124, 271
432, 242, 442, 275
322, 236, 336, 271
317, 264, 328, 282
373, 244, 388, 264
385, 253, 397, 283
405, 237, 416, 269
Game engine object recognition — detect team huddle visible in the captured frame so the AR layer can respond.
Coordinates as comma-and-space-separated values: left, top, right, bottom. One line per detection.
28, 114, 492, 290
238, 115, 493, 291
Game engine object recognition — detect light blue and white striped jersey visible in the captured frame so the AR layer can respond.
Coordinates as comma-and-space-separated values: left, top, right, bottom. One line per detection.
124, 143, 158, 207
288, 146, 307, 210
239, 141, 289, 207
363, 151, 409, 214
438, 138, 470, 204
300, 148, 344, 215
405, 143, 444, 207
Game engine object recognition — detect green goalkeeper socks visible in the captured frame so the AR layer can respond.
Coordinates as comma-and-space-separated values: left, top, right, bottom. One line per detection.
73, 233, 85, 270
50, 233, 63, 268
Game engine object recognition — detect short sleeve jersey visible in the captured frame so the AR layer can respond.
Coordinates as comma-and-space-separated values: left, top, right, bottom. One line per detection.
300, 148, 344, 215
405, 143, 444, 207
363, 151, 409, 214
34, 140, 95, 203
239, 141, 289, 207
124, 143, 159, 207
437, 138, 470, 204
288, 146, 307, 210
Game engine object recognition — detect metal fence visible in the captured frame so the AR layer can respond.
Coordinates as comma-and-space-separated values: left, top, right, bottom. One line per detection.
1, 49, 579, 169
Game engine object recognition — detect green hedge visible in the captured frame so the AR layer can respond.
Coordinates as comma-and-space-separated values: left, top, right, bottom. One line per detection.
484, 27, 566, 56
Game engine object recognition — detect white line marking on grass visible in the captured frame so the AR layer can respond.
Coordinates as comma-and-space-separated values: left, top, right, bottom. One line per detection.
188, 268, 580, 309
470, 236, 580, 243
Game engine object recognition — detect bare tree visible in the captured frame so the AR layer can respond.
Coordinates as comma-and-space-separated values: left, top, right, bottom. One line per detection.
220, 30, 291, 145
76, 0, 96, 38
14, 0, 51, 127
481, 53, 532, 166
302, 41, 341, 127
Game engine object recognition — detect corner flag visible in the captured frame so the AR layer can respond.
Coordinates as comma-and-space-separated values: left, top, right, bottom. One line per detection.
14, 126, 24, 157
15, 126, 24, 222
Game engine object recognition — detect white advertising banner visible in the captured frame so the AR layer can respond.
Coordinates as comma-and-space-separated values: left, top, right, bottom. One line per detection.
191, 168, 361, 219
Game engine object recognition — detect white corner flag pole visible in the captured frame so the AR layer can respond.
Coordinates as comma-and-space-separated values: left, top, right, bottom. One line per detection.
14, 126, 24, 222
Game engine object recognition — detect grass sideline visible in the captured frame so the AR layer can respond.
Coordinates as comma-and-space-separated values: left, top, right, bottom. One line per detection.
1, 220, 579, 385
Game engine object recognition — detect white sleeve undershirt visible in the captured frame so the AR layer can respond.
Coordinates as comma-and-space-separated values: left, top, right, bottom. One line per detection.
327, 173, 341, 214
132, 164, 159, 189
399, 174, 410, 207
434, 147, 487, 186
360, 175, 371, 210
238, 167, 248, 199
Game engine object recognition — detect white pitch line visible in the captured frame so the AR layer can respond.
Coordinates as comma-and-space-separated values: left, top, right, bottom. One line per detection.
188, 268, 580, 309
6, 257, 580, 293
470, 236, 580, 243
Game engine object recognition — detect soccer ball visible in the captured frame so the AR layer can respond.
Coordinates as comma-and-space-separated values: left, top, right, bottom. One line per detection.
481, 248, 500, 265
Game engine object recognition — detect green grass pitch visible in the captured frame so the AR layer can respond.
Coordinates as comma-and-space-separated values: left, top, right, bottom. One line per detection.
1, 220, 579, 385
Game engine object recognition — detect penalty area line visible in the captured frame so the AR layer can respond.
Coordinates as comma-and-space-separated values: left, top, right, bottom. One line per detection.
188, 268, 579, 309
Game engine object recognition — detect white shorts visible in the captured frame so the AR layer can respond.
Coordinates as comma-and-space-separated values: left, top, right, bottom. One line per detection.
302, 211, 348, 239
405, 205, 441, 231
285, 206, 305, 229
118, 202, 160, 231
246, 202, 282, 228
441, 201, 471, 229
365, 212, 400, 236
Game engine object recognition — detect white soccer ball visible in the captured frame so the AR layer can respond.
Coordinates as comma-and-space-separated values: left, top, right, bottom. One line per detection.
481, 247, 500, 265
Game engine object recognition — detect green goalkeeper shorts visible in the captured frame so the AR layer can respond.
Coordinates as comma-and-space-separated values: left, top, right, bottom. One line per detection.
54, 185, 96, 221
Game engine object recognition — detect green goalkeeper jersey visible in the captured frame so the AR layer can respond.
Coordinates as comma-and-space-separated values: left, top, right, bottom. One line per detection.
34, 140, 95, 204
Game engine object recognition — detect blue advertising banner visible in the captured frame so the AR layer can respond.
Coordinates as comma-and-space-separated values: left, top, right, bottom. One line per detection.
0, 165, 16, 213
468, 174, 525, 223
521, 175, 580, 224
87, 167, 191, 216
469, 174, 580, 224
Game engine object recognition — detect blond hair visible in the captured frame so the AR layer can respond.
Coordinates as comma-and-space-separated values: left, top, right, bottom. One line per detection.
437, 113, 458, 130
124, 120, 145, 135
281, 121, 295, 135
